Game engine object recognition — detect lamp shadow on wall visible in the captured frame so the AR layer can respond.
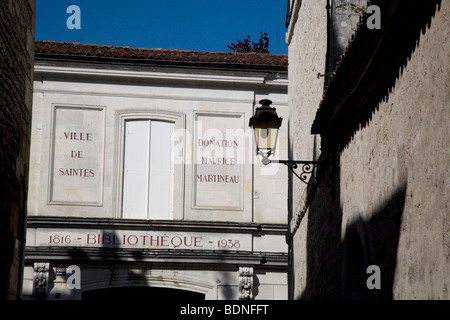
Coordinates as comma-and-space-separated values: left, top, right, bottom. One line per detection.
298, 161, 407, 300
341, 182, 407, 300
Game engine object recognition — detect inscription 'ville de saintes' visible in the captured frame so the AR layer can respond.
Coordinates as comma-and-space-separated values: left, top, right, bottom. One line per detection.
58, 131, 95, 178
196, 138, 240, 184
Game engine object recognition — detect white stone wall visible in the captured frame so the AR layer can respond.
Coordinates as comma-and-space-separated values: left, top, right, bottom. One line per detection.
285, 0, 329, 298
28, 63, 288, 225
25, 58, 289, 300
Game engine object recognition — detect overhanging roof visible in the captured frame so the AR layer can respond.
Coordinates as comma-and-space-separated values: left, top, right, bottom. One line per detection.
35, 41, 288, 71
311, 0, 442, 138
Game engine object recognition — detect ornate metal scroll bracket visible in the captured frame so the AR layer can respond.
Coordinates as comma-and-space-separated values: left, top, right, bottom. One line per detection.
33, 262, 50, 299
273, 160, 331, 188
238, 267, 254, 300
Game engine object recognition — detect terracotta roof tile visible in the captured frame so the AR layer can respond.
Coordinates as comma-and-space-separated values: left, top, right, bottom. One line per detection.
35, 41, 288, 67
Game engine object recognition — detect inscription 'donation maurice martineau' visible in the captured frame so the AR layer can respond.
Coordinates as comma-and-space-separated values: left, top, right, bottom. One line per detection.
194, 113, 243, 209
196, 138, 240, 184
50, 106, 104, 205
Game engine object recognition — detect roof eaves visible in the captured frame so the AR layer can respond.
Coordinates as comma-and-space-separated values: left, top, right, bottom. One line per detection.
34, 41, 288, 71
311, 0, 398, 135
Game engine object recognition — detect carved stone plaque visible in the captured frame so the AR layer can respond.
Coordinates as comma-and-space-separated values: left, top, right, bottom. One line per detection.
49, 106, 105, 205
193, 112, 244, 210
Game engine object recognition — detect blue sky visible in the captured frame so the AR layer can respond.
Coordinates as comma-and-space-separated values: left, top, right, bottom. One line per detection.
36, 0, 288, 55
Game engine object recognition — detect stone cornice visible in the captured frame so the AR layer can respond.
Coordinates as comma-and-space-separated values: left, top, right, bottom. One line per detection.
27, 216, 288, 235
34, 58, 288, 89
25, 246, 288, 269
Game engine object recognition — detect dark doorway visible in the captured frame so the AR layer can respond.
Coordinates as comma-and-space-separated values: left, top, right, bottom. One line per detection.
82, 286, 205, 300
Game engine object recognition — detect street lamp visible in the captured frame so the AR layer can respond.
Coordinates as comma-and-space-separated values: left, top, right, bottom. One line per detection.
249, 99, 330, 187
248, 99, 282, 165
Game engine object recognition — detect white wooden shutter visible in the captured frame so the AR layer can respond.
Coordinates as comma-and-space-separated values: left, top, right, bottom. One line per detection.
148, 121, 174, 219
122, 120, 174, 219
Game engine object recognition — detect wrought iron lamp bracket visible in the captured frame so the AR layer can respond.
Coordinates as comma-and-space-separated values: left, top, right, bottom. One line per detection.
270, 159, 330, 188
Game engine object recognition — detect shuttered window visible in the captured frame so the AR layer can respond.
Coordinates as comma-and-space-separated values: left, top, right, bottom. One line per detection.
122, 119, 174, 220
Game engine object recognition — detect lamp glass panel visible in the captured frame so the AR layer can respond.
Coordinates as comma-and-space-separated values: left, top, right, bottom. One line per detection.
255, 127, 278, 151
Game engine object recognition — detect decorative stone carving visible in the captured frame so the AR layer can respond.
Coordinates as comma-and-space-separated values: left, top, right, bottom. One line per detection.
238, 266, 253, 300
33, 262, 50, 298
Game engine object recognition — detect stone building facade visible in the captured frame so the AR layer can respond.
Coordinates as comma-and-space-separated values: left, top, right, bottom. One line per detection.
286, 0, 449, 299
22, 41, 289, 299
0, 0, 35, 300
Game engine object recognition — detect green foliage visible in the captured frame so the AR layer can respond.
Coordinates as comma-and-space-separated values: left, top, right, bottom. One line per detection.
227, 32, 269, 53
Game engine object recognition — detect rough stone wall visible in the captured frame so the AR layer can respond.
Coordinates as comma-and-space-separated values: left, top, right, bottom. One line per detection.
339, 1, 449, 299
287, 0, 449, 299
0, 0, 35, 300
286, 0, 365, 299
285, 0, 328, 299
